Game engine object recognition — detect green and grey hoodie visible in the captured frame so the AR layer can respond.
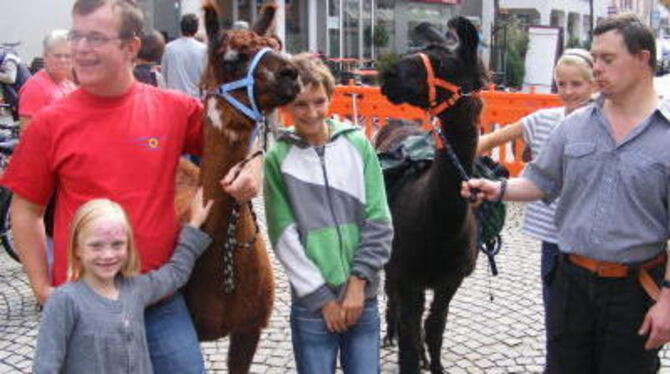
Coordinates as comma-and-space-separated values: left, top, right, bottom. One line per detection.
264, 118, 393, 312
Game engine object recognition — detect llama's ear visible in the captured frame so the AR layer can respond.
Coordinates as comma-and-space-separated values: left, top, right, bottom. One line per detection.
203, 0, 220, 43
252, 3, 277, 36
447, 17, 479, 61
413, 22, 447, 47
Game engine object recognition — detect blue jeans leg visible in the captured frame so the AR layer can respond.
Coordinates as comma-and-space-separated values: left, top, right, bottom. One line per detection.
340, 300, 381, 374
290, 299, 381, 374
145, 292, 204, 374
291, 302, 338, 374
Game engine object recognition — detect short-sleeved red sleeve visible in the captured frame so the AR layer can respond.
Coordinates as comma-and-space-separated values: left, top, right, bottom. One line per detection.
0, 113, 55, 205
18, 70, 77, 118
182, 97, 204, 156
19, 85, 48, 118
18, 78, 49, 117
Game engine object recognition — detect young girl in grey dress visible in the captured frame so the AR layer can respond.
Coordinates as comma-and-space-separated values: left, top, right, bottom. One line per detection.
33, 189, 213, 374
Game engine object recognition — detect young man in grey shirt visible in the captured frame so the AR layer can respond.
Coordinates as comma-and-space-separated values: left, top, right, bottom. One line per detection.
161, 13, 207, 98
463, 13, 670, 374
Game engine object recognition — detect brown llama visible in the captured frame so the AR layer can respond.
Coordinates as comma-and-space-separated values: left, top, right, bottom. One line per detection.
377, 18, 487, 374
174, 2, 300, 373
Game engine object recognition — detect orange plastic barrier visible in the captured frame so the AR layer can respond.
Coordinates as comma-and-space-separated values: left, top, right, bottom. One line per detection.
280, 84, 562, 176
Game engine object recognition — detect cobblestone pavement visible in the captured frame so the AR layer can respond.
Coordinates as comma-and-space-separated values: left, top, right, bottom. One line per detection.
2, 202, 670, 373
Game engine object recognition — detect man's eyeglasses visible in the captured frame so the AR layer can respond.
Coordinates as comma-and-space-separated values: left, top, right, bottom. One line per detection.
67, 31, 123, 48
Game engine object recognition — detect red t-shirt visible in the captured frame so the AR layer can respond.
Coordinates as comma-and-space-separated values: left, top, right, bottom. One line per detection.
18, 69, 77, 117
1, 82, 203, 285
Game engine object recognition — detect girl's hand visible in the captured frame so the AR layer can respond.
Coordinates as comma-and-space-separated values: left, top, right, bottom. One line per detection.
189, 187, 214, 229
35, 285, 53, 306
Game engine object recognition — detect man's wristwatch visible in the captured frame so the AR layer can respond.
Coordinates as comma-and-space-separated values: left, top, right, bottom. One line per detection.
660, 279, 670, 289
496, 178, 508, 202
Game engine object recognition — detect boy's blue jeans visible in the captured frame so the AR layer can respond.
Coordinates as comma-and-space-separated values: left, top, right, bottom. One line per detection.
290, 298, 381, 374
145, 292, 205, 374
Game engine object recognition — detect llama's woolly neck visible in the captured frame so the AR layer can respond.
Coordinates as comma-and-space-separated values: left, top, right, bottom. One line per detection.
205, 96, 258, 146
435, 98, 480, 162
422, 98, 480, 228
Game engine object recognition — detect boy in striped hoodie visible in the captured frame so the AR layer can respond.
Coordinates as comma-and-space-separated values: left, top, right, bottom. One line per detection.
264, 53, 393, 373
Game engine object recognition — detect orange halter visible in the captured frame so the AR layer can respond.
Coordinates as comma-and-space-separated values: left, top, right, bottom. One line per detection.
418, 53, 479, 116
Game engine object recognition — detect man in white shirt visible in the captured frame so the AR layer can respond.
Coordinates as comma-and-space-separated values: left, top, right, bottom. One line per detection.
161, 13, 206, 98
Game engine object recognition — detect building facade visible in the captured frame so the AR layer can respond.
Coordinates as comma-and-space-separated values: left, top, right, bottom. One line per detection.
497, 0, 610, 46
5, 1, 666, 67
147, 0, 468, 58
146, 1, 666, 63
212, 0, 465, 60
496, 0, 664, 46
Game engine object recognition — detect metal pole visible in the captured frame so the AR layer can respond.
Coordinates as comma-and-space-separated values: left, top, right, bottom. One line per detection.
339, 0, 344, 60
358, 0, 364, 61
275, 0, 285, 49
308, 0, 318, 52
589, 0, 594, 42
371, 0, 375, 60
325, 0, 330, 56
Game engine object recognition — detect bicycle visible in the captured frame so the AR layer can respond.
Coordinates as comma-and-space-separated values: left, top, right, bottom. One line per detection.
0, 105, 20, 262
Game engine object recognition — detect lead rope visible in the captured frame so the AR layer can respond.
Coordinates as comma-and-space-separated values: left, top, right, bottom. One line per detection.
220, 148, 264, 294
430, 119, 499, 301
222, 200, 261, 293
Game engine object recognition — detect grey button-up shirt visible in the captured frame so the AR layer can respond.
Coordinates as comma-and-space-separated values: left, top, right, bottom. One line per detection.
522, 95, 670, 264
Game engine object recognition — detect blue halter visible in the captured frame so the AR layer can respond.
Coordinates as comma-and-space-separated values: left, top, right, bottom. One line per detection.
208, 47, 272, 126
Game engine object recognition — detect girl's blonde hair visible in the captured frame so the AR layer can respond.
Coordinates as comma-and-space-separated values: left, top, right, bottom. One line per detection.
555, 48, 595, 82
66, 199, 140, 281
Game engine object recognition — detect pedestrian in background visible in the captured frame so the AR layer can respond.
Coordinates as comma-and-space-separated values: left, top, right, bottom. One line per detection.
133, 28, 165, 88
18, 29, 77, 132
264, 53, 393, 374
0, 45, 31, 121
161, 13, 206, 98
33, 190, 212, 373
463, 13, 670, 373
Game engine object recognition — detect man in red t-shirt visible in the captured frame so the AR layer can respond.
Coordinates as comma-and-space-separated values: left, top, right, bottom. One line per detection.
0, 1, 261, 373
18, 29, 77, 131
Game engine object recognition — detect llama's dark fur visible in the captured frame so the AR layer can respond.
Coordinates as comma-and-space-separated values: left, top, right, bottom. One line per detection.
379, 17, 487, 374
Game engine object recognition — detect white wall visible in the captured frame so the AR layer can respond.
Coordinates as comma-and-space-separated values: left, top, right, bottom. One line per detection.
180, 0, 202, 16
0, 0, 76, 63
482, 0, 494, 68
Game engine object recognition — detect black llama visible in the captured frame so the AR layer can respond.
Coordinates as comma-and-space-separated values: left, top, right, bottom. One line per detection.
377, 17, 487, 374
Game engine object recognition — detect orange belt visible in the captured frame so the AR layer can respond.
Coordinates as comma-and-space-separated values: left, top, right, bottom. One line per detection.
567, 252, 667, 301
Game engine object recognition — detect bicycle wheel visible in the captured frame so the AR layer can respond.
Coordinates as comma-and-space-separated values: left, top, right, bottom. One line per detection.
0, 189, 19, 263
